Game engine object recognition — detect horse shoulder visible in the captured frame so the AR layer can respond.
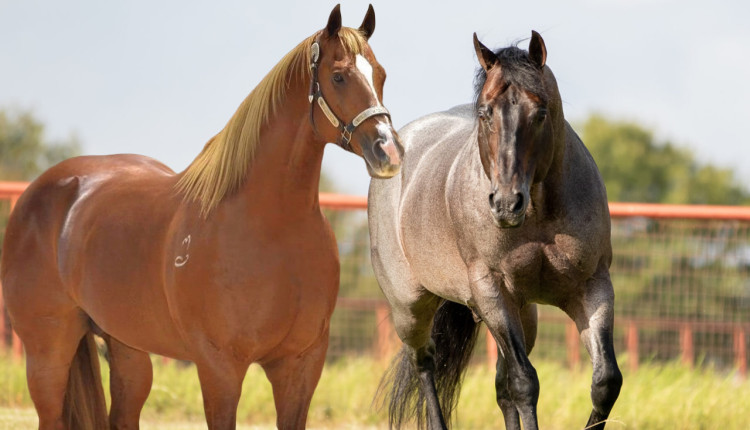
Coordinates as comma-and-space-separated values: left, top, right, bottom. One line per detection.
389, 107, 479, 301
529, 125, 612, 295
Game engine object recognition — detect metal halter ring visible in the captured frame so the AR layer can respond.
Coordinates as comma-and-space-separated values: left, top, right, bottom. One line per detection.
308, 41, 391, 150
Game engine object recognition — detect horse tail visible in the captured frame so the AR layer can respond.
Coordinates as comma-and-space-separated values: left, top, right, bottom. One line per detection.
63, 332, 108, 430
379, 300, 481, 429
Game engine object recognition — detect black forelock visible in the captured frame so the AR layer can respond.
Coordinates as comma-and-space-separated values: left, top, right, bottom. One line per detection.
473, 44, 547, 108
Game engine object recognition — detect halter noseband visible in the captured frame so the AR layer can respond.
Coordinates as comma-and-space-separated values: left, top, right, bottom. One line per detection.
308, 40, 391, 151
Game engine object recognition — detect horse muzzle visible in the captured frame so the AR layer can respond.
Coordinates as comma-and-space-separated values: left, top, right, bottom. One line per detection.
362, 123, 404, 179
489, 187, 528, 228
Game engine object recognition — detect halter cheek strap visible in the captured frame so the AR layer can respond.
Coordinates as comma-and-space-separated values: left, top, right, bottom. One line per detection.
308, 40, 391, 151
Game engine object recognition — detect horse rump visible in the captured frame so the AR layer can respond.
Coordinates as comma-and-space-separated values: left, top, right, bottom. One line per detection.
377, 300, 480, 429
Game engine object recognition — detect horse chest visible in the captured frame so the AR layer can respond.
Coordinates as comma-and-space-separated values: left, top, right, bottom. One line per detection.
480, 232, 599, 304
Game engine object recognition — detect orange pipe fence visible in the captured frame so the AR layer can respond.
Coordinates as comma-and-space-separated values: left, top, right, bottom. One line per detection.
5, 182, 750, 218
1, 182, 749, 377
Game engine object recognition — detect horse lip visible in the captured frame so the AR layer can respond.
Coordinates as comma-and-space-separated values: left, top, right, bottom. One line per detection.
490, 210, 525, 229
366, 161, 401, 179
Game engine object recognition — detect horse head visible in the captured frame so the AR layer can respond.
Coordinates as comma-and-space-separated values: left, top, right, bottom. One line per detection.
473, 31, 560, 228
311, 4, 403, 178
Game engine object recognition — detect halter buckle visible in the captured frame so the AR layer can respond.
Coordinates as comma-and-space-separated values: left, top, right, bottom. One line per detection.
341, 128, 353, 147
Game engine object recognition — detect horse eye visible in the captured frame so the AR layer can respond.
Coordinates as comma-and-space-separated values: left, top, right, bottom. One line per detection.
332, 73, 344, 84
478, 106, 492, 120
536, 108, 548, 123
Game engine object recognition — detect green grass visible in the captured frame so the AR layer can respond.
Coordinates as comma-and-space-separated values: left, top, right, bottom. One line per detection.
1, 353, 749, 429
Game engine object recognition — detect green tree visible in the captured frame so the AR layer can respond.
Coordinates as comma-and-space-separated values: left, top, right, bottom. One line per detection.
0, 108, 81, 181
579, 114, 750, 205
0, 108, 81, 262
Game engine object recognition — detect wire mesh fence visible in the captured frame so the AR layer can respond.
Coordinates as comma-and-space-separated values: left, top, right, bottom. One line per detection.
326, 205, 750, 376
1, 183, 748, 377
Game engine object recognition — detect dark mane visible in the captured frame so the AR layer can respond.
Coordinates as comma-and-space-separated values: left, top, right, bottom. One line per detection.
473, 44, 547, 109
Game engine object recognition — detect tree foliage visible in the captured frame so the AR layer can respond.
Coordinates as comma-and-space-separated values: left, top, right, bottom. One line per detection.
579, 114, 750, 205
0, 108, 81, 181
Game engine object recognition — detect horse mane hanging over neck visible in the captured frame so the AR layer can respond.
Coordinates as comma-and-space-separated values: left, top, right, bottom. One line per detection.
176, 28, 368, 217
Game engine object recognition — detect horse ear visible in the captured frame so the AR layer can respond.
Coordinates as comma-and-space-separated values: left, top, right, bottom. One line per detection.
473, 33, 498, 72
359, 4, 376, 40
326, 4, 342, 37
529, 30, 547, 69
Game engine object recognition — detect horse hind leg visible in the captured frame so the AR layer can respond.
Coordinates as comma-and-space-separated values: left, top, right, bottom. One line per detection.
381, 293, 447, 429
105, 334, 153, 429
494, 303, 538, 430
17, 306, 105, 430
262, 334, 329, 430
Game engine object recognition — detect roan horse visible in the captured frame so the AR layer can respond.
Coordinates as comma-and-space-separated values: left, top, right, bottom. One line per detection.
369, 32, 622, 429
0, 5, 403, 429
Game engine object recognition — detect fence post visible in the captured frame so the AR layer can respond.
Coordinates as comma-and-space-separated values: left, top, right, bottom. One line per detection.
486, 329, 498, 370
735, 326, 747, 379
679, 323, 694, 368
0, 280, 6, 352
626, 321, 639, 372
375, 303, 397, 361
6, 195, 22, 359
566, 321, 580, 371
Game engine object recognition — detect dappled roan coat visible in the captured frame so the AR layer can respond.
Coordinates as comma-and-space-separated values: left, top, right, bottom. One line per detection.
369, 32, 622, 430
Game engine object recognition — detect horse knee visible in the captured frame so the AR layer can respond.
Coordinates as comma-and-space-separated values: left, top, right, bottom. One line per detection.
508, 365, 539, 406
591, 364, 622, 414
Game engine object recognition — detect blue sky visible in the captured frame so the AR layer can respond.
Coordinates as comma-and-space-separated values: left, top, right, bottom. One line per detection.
1, 0, 748, 195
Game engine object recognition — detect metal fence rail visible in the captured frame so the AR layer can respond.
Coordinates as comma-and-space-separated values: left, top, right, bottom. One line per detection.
1, 182, 748, 378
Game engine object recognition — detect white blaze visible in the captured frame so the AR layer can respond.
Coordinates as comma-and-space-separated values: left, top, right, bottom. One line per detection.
356, 54, 382, 107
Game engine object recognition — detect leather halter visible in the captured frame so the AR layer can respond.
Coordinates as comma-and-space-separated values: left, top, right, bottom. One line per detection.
308, 39, 390, 151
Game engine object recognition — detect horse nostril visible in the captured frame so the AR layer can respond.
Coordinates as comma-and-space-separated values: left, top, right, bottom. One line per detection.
511, 192, 525, 214
372, 139, 388, 163
488, 193, 495, 209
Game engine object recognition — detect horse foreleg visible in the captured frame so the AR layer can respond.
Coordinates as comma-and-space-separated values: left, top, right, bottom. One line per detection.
494, 303, 537, 430
568, 275, 623, 430
195, 358, 247, 430
262, 334, 328, 430
471, 276, 539, 430
105, 335, 153, 429
494, 353, 520, 430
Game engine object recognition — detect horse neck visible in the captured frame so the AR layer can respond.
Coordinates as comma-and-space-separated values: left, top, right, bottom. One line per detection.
228, 83, 326, 218
530, 111, 573, 220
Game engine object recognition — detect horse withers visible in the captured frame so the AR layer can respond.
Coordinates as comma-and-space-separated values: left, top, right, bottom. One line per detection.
1, 4, 403, 430
369, 31, 621, 429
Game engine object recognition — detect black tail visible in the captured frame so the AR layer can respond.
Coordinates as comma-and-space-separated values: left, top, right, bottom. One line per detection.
63, 332, 108, 430
378, 301, 480, 429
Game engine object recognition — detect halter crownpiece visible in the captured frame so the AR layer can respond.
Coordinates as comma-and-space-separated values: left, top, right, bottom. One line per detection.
308, 40, 391, 150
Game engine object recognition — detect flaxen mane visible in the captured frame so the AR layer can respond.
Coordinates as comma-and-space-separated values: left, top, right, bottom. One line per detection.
176, 28, 368, 216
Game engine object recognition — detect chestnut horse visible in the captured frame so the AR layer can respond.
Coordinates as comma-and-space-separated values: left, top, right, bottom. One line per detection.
369, 32, 621, 429
1, 4, 403, 429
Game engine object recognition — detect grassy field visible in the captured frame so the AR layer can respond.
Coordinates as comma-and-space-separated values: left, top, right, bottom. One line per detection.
1, 353, 749, 429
